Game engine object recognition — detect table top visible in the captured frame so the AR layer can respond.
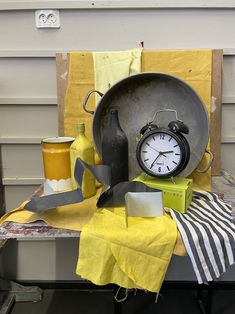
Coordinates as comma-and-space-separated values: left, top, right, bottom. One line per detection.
0, 171, 234, 240
0, 221, 80, 239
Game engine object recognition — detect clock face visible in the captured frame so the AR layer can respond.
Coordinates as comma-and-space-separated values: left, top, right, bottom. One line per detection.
137, 131, 184, 177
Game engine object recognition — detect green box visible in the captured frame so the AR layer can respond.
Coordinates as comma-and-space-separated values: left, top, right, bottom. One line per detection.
134, 174, 193, 213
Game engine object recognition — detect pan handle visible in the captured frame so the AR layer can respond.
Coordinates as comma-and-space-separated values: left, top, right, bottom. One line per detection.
82, 89, 104, 114
196, 150, 214, 173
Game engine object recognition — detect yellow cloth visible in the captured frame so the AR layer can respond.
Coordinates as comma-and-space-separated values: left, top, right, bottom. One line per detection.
76, 207, 177, 292
63, 49, 212, 190
0, 188, 186, 257
0, 189, 102, 231
93, 48, 142, 104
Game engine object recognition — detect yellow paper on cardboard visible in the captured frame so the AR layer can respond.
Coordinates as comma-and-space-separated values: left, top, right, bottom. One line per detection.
64, 52, 95, 141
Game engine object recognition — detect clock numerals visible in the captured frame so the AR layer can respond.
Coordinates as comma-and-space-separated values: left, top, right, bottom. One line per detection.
159, 134, 165, 140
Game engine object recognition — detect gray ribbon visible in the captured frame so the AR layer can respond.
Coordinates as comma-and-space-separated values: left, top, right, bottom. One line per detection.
24, 158, 158, 212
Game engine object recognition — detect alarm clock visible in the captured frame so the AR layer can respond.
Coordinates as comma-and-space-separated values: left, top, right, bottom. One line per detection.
136, 116, 190, 178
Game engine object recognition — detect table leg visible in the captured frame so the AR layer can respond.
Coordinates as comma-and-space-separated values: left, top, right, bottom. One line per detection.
197, 281, 214, 314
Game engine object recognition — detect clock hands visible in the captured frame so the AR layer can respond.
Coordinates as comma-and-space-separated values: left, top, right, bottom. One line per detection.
146, 143, 167, 157
146, 143, 174, 155
150, 150, 174, 169
161, 150, 174, 154
150, 152, 166, 169
146, 141, 175, 169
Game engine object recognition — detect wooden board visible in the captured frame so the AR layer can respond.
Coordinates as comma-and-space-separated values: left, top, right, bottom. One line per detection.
56, 50, 223, 176
56, 53, 69, 136
211, 50, 223, 175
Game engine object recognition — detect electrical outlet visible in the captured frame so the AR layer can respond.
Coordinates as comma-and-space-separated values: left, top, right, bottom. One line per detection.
35, 10, 60, 28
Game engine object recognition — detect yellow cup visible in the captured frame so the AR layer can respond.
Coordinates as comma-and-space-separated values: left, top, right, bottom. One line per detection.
42, 137, 75, 193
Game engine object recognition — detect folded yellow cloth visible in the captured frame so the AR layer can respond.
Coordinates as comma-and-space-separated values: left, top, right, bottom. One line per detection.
93, 48, 142, 104
0, 188, 186, 258
0, 189, 102, 231
76, 207, 177, 292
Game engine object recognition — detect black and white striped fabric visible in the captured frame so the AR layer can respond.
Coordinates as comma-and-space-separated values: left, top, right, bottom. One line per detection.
170, 191, 235, 284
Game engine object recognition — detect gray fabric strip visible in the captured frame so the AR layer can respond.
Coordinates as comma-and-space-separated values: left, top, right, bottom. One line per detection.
24, 158, 158, 212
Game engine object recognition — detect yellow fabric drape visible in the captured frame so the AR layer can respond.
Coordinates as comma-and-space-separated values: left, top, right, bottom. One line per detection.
76, 208, 177, 293
0, 188, 186, 257
93, 48, 142, 104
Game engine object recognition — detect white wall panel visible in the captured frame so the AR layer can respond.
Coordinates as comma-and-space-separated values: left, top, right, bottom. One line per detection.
221, 104, 235, 138
4, 185, 40, 210
1, 10, 235, 51
221, 144, 235, 176
222, 56, 235, 99
0, 58, 56, 98
1, 144, 44, 179
0, 105, 58, 138
2, 238, 80, 281
1, 1, 235, 10
17, 240, 57, 280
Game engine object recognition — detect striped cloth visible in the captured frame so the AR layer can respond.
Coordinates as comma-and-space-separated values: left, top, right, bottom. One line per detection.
170, 191, 235, 284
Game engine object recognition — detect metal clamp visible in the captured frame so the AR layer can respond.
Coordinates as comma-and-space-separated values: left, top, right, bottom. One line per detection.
82, 89, 103, 114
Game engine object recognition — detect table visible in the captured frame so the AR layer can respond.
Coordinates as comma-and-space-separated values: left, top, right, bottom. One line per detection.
0, 171, 235, 314
0, 170, 235, 239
